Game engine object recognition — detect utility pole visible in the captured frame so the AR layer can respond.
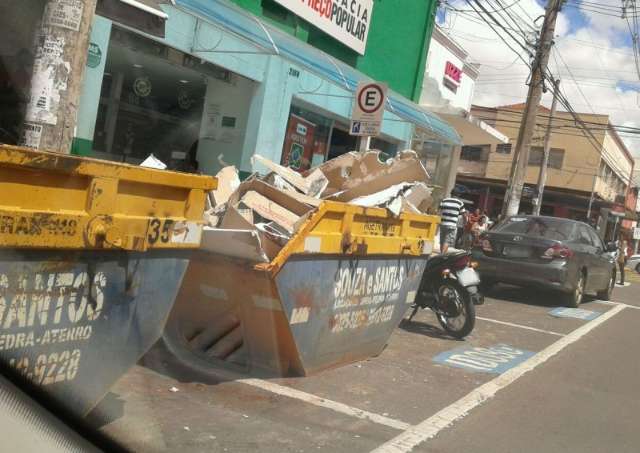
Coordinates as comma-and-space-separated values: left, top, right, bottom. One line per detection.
533, 78, 560, 216
502, 0, 564, 217
19, 0, 98, 153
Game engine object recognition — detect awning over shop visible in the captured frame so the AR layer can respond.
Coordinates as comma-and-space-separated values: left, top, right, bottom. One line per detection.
172, 0, 462, 145
97, 0, 168, 37
438, 112, 509, 145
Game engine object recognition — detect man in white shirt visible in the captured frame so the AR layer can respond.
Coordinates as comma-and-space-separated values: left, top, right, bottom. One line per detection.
439, 196, 466, 254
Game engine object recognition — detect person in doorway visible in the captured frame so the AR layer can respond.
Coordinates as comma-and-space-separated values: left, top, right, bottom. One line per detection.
617, 237, 628, 285
439, 196, 466, 254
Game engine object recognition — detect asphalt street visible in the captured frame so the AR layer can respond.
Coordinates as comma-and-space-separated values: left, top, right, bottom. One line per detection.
88, 270, 640, 452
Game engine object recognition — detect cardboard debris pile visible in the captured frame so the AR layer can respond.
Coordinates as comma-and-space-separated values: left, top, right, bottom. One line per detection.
203, 150, 434, 262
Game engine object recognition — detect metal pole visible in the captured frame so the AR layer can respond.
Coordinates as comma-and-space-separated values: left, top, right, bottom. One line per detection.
501, 0, 563, 217
356, 136, 371, 152
533, 78, 560, 216
20, 0, 98, 153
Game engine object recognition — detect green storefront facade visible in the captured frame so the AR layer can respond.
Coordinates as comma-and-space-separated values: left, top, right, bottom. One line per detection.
228, 0, 438, 101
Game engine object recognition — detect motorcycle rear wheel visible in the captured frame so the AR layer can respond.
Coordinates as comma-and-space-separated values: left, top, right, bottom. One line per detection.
436, 281, 476, 339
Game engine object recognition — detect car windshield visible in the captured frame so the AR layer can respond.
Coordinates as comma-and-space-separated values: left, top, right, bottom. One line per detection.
495, 217, 575, 240
3, 1, 640, 452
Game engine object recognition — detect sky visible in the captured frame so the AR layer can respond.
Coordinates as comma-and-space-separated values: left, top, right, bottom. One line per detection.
436, 0, 640, 180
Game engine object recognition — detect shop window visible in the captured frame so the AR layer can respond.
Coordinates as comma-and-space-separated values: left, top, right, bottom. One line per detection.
413, 139, 454, 207
461, 145, 489, 161
496, 143, 512, 154
91, 26, 253, 174
529, 146, 564, 169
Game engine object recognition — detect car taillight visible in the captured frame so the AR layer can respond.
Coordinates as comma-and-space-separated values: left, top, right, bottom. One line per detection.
453, 255, 470, 270
481, 239, 493, 253
542, 244, 574, 260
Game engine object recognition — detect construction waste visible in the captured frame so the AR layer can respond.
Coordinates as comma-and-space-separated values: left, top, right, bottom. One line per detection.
203, 150, 435, 262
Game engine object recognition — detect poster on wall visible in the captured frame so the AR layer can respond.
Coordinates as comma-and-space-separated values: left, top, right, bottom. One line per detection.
272, 0, 373, 55
281, 114, 317, 172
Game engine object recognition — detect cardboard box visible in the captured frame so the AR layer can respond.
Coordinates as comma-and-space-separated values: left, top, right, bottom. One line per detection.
240, 190, 300, 234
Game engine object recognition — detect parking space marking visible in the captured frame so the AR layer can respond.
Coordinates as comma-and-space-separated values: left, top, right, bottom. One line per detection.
549, 307, 601, 320
239, 378, 411, 431
594, 300, 640, 310
476, 316, 564, 337
433, 344, 536, 374
371, 303, 626, 453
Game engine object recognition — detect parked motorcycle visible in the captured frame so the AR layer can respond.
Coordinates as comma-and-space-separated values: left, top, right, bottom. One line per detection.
407, 250, 484, 338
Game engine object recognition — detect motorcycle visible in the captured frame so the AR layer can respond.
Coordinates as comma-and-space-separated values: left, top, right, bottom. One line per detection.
407, 250, 484, 339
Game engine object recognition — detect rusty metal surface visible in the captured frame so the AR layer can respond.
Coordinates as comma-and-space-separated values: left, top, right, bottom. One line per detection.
274, 255, 427, 374
0, 249, 189, 417
163, 251, 427, 377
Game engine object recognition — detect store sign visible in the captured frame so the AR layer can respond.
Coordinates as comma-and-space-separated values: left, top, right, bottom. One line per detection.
272, 0, 373, 55
443, 61, 462, 92
350, 81, 387, 137
444, 61, 462, 83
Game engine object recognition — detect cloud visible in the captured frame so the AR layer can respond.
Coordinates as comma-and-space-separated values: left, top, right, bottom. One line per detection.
438, 0, 640, 161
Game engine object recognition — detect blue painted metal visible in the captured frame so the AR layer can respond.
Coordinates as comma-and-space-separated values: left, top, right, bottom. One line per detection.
433, 344, 536, 374
163, 252, 428, 377
0, 250, 189, 416
548, 307, 602, 321
173, 0, 462, 145
274, 255, 427, 374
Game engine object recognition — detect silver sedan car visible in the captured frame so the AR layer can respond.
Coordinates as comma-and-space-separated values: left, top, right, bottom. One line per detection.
628, 254, 640, 274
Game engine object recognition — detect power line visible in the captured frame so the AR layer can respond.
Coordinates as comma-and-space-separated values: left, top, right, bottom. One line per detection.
443, 0, 525, 14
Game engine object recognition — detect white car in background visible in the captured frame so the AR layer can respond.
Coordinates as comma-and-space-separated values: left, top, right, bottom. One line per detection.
628, 255, 640, 273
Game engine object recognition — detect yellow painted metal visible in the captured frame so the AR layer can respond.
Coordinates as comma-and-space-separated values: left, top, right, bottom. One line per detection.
0, 145, 216, 251
265, 200, 439, 275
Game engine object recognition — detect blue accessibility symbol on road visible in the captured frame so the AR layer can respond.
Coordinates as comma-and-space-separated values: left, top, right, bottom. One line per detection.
548, 307, 601, 321
433, 344, 535, 374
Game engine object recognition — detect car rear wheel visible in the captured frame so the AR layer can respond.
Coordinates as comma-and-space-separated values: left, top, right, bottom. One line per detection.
596, 270, 616, 301
563, 271, 585, 308
636, 263, 640, 274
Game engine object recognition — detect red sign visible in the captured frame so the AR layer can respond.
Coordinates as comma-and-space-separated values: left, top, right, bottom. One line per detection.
281, 114, 317, 172
444, 61, 462, 84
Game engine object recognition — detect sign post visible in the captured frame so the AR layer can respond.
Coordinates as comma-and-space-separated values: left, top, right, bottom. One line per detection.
350, 81, 387, 152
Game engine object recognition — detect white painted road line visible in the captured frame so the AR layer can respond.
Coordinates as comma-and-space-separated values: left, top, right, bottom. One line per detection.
476, 316, 564, 337
371, 303, 626, 453
593, 300, 640, 310
239, 378, 411, 431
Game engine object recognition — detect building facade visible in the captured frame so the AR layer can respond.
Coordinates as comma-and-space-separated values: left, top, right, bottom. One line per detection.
459, 103, 635, 237
73, 0, 460, 191
2, 0, 460, 198
416, 26, 508, 205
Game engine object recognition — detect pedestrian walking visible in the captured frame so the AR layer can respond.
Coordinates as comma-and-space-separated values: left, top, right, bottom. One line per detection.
617, 237, 628, 285
439, 196, 466, 254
